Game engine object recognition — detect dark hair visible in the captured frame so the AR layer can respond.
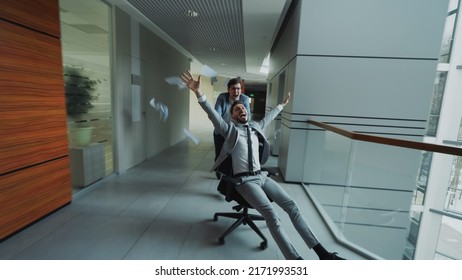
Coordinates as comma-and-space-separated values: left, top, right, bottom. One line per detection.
230, 100, 244, 113
227, 77, 241, 89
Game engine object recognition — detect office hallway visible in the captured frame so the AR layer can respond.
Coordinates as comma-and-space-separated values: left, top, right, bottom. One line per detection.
0, 130, 362, 260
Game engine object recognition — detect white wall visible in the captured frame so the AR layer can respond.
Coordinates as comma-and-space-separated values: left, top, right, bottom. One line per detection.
271, 0, 448, 181
268, 0, 449, 259
188, 73, 214, 136
297, 0, 446, 58
113, 7, 190, 173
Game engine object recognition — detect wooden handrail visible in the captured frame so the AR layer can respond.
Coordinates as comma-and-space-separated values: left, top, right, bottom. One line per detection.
307, 119, 462, 156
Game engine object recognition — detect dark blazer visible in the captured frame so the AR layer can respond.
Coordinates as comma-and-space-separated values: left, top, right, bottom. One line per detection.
199, 98, 282, 171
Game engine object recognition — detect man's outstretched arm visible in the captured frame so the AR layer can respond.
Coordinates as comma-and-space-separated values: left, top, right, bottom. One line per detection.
181, 70, 230, 136
258, 92, 291, 130
181, 70, 203, 98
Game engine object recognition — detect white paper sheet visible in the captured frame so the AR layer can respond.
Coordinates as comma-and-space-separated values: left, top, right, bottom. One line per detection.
201, 65, 218, 78
183, 128, 200, 145
149, 98, 169, 122
164, 76, 186, 89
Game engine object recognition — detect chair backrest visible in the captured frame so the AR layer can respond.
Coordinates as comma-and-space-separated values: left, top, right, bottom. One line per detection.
216, 155, 243, 203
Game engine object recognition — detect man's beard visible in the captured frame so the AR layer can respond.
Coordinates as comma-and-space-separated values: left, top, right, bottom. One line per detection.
236, 118, 247, 124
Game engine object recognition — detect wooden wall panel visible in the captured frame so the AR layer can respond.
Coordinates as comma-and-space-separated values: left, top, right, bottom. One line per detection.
0, 0, 72, 240
0, 0, 60, 38
0, 158, 71, 240
0, 20, 69, 175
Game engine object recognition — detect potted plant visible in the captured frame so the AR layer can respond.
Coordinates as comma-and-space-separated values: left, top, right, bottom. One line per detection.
64, 65, 100, 146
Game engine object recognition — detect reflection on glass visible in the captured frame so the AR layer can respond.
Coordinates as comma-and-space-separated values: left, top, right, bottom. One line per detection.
426, 72, 447, 137
413, 151, 432, 207
444, 127, 462, 214
445, 155, 462, 213
403, 211, 422, 259
439, 13, 456, 63
417, 152, 432, 189
427, 116, 439, 137
60, 0, 113, 192
435, 216, 462, 259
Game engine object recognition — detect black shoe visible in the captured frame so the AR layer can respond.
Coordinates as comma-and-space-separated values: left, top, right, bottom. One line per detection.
322, 252, 345, 260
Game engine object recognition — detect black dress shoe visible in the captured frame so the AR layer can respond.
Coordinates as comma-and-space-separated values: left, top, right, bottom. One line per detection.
322, 252, 345, 260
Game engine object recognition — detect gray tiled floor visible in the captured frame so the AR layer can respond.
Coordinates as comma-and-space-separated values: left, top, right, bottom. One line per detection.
0, 131, 364, 260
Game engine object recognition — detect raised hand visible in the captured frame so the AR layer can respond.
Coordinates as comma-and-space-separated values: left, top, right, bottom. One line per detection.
181, 70, 201, 93
281, 92, 291, 106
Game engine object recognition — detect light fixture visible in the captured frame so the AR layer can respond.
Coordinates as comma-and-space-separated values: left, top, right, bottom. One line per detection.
260, 53, 270, 74
185, 10, 198, 17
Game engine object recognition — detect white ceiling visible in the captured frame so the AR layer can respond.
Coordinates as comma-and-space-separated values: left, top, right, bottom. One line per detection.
60, 0, 292, 82
110, 0, 292, 82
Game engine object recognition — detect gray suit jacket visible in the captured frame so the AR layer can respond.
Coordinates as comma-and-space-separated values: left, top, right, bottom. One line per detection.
199, 98, 282, 172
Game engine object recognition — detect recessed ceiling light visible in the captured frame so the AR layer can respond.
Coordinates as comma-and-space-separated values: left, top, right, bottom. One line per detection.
186, 10, 198, 17
209, 47, 219, 51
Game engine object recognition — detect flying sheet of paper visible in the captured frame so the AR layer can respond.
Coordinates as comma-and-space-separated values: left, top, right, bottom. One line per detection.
149, 97, 159, 110
274, 129, 281, 140
149, 98, 169, 122
201, 65, 218, 78
159, 103, 169, 122
183, 128, 200, 145
164, 76, 186, 89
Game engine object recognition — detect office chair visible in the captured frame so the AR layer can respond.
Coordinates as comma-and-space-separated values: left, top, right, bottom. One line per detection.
213, 152, 279, 250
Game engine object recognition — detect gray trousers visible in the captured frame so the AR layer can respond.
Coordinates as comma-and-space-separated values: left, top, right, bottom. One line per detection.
235, 172, 319, 260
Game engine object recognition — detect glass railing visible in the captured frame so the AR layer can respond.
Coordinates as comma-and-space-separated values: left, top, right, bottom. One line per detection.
301, 120, 462, 259
432, 210, 462, 259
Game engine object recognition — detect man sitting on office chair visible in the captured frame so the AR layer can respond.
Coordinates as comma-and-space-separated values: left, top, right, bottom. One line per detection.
181, 70, 345, 260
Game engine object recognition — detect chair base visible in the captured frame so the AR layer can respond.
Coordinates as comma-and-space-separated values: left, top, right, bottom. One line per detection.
213, 206, 268, 250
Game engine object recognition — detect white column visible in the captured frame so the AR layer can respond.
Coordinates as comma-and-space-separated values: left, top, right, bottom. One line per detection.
415, 1, 462, 259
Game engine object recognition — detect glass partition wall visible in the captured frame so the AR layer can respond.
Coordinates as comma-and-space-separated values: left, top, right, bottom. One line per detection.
302, 122, 462, 260
59, 0, 113, 193
434, 139, 462, 259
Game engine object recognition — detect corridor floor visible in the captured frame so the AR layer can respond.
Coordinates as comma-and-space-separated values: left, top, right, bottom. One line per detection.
0, 132, 363, 260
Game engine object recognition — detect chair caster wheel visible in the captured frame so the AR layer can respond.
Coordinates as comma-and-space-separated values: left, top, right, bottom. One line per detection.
260, 241, 267, 250
218, 237, 225, 245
